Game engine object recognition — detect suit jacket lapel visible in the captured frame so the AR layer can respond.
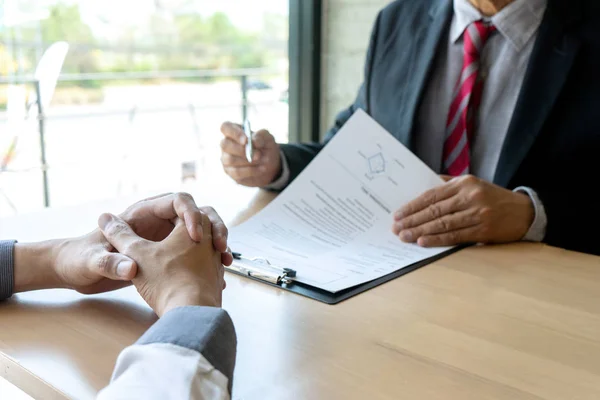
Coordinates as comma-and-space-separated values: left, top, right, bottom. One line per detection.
494, 1, 582, 187
398, 1, 453, 149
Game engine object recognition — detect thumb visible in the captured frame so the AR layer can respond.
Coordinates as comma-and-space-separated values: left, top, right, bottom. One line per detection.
93, 250, 138, 281
98, 213, 149, 255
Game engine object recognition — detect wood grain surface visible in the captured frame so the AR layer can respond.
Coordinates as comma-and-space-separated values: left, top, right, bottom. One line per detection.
1, 190, 599, 400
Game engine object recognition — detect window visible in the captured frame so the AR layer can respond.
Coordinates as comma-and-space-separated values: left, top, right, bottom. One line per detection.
1, 0, 303, 219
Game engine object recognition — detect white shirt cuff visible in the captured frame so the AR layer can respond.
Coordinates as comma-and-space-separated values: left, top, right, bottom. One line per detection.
514, 186, 547, 242
97, 343, 230, 400
262, 149, 290, 190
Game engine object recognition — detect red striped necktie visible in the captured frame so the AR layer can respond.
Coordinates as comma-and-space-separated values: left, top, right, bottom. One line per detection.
442, 20, 497, 176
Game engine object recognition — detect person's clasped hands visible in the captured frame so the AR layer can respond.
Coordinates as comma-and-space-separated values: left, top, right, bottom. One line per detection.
98, 207, 225, 316
51, 193, 231, 312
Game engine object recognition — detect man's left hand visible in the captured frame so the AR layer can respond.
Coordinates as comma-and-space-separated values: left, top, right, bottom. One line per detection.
52, 193, 232, 295
392, 175, 534, 247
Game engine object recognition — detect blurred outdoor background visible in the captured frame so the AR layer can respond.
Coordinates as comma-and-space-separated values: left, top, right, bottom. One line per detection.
0, 0, 290, 218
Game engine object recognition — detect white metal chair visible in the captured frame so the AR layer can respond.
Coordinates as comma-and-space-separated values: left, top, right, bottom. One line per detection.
30, 41, 69, 111
0, 41, 69, 213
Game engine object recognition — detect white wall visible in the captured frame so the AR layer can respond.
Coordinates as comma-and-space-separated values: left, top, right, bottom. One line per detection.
320, 0, 391, 136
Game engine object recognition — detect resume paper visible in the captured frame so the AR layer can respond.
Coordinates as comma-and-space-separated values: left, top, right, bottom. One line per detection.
229, 109, 453, 293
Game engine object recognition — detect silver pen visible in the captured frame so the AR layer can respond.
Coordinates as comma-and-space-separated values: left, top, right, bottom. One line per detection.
229, 252, 297, 285
243, 119, 253, 163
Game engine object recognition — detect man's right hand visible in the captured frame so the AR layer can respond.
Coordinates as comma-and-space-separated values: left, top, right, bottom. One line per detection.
99, 213, 224, 317
220, 122, 282, 187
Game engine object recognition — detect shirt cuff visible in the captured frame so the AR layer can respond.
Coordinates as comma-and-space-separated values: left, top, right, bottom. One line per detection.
0, 240, 16, 301
136, 306, 237, 392
513, 187, 547, 242
262, 149, 290, 191
100, 343, 230, 400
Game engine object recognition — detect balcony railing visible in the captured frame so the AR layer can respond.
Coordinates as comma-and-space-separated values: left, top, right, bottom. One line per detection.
0, 68, 287, 210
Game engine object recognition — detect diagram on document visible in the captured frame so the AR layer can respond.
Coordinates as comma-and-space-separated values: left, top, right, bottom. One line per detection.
358, 142, 397, 186
367, 152, 386, 175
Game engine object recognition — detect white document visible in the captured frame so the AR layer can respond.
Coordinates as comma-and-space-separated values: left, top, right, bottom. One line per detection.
229, 109, 453, 293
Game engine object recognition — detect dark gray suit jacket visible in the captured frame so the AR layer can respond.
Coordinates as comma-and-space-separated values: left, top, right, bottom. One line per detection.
280, 0, 600, 256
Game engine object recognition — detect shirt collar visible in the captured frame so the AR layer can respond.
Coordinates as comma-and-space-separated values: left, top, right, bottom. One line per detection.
451, 0, 548, 52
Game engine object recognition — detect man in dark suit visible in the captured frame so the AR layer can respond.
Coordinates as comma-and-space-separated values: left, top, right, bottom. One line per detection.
220, 0, 600, 256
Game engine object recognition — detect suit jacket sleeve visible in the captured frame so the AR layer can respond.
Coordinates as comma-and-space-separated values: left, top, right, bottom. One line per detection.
531, 141, 598, 255
277, 11, 383, 189
96, 306, 237, 400
0, 240, 16, 301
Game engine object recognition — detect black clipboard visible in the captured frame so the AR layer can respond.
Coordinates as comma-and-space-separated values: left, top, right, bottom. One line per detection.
226, 246, 466, 305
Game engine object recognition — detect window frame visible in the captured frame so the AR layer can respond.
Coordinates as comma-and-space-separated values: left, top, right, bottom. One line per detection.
288, 0, 322, 143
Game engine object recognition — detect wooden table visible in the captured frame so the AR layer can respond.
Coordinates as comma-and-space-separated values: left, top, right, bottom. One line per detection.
1, 190, 600, 400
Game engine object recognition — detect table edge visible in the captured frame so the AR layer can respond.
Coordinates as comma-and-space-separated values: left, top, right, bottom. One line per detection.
0, 353, 69, 400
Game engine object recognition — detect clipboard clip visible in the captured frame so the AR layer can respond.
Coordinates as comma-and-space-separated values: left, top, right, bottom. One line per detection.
228, 252, 297, 286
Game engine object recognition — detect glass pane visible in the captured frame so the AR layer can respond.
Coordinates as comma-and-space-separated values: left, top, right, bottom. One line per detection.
0, 0, 289, 218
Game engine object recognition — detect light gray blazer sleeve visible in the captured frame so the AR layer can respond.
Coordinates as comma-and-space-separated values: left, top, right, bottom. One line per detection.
0, 240, 16, 301
136, 306, 237, 393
